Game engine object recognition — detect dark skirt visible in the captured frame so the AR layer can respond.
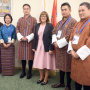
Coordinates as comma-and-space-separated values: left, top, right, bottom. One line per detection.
1, 44, 15, 76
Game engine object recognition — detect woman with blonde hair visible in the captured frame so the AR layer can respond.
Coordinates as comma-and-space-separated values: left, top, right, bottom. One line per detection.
32, 11, 56, 85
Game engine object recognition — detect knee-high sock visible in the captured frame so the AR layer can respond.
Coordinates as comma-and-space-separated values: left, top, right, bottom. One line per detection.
28, 60, 33, 74
75, 82, 82, 90
66, 72, 71, 88
84, 86, 90, 90
22, 60, 26, 73
60, 70, 65, 84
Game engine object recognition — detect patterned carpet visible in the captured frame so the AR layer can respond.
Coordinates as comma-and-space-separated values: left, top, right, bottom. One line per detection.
0, 69, 75, 90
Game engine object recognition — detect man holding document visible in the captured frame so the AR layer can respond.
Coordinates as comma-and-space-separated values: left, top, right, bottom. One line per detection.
67, 2, 90, 90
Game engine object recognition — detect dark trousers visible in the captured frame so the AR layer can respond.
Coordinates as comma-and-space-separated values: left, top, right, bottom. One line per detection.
22, 60, 33, 74
60, 70, 71, 88
75, 82, 90, 90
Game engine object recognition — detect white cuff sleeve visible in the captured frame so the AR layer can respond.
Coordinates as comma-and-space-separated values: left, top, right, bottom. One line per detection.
17, 33, 23, 42
57, 37, 68, 48
26, 33, 34, 43
52, 34, 57, 44
0, 39, 4, 44
67, 41, 73, 54
11, 39, 15, 44
76, 45, 90, 60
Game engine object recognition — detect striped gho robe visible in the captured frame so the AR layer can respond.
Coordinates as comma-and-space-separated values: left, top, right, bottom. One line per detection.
52, 15, 77, 72
67, 16, 90, 86
16, 15, 37, 60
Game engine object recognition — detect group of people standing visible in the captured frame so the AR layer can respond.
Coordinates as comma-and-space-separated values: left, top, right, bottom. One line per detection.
0, 2, 90, 90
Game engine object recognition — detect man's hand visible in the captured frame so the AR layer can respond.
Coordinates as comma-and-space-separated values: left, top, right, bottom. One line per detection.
24, 37, 28, 41
21, 37, 28, 41
21, 37, 25, 41
54, 42, 58, 48
74, 53, 79, 59
71, 50, 79, 59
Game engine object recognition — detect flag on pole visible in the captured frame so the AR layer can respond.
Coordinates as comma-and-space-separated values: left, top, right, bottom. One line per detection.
41, 0, 46, 11
51, 0, 57, 27
50, 0, 57, 76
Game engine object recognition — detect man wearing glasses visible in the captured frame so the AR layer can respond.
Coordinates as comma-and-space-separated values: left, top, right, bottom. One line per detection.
16, 4, 37, 79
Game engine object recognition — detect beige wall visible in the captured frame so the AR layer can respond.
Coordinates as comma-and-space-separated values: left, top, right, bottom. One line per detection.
0, 0, 89, 67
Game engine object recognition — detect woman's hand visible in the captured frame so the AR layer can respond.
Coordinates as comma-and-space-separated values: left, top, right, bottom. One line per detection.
7, 43, 12, 48
3, 43, 7, 48
49, 50, 53, 55
32, 49, 35, 52
3, 43, 11, 48
3, 43, 8, 48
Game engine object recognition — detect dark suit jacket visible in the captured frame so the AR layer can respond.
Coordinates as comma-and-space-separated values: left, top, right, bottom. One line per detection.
33, 23, 54, 52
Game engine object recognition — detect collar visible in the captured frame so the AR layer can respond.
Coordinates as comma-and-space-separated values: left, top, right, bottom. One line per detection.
62, 14, 71, 21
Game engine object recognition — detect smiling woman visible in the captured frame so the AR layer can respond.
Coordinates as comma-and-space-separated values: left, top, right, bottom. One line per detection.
0, 14, 16, 76
39, 11, 50, 23
32, 11, 56, 85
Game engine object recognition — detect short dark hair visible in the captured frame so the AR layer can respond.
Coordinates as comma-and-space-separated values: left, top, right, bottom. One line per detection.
80, 2, 90, 9
23, 4, 31, 9
61, 2, 71, 10
4, 14, 13, 23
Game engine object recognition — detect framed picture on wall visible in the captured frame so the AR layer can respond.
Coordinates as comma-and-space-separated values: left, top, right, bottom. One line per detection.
0, 0, 11, 17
